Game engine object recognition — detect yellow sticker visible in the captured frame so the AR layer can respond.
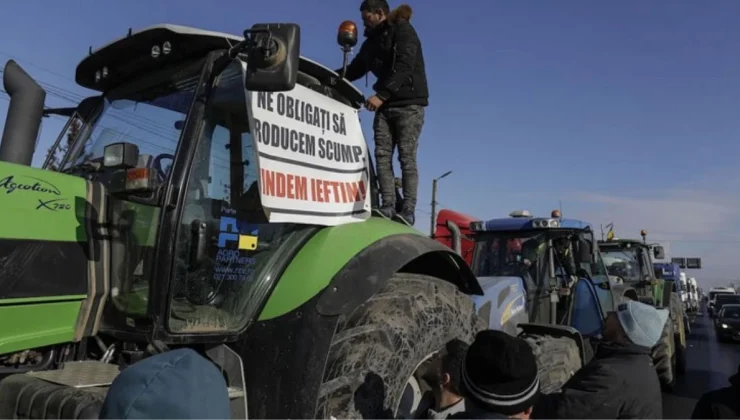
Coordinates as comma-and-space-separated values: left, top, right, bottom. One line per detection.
238, 235, 258, 250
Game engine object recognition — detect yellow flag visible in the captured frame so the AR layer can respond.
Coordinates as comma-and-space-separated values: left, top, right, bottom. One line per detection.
606, 223, 615, 241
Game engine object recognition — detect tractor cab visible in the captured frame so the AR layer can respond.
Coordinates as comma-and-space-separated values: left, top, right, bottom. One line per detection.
1, 24, 372, 348
468, 209, 614, 338
598, 232, 668, 307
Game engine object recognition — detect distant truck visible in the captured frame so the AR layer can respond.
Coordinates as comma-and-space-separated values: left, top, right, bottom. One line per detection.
688, 277, 699, 312
654, 263, 690, 315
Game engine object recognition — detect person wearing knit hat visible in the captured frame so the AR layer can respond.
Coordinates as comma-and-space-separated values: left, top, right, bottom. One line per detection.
448, 330, 540, 419
534, 300, 665, 419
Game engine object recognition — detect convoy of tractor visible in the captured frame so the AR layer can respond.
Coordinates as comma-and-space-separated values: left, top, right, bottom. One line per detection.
0, 18, 713, 420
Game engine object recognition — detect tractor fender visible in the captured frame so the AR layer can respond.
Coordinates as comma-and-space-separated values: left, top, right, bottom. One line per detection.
316, 233, 483, 316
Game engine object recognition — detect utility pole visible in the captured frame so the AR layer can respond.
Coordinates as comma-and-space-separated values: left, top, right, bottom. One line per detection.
430, 170, 453, 237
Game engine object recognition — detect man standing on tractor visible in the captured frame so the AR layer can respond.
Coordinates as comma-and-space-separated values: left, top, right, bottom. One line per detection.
337, 0, 429, 226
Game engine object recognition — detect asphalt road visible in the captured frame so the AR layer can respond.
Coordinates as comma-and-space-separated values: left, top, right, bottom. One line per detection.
662, 307, 740, 419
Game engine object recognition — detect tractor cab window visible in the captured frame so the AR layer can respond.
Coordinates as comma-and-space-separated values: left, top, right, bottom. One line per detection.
636, 248, 654, 280
169, 60, 307, 333
472, 231, 547, 280
601, 247, 641, 282
62, 59, 202, 179
67, 60, 203, 321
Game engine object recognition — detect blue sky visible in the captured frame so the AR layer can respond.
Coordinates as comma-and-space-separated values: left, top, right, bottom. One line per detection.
1, 0, 739, 287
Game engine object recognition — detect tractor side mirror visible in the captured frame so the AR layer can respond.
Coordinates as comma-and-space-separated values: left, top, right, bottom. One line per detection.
244, 23, 301, 92
578, 239, 594, 264
653, 245, 665, 260
103, 142, 139, 169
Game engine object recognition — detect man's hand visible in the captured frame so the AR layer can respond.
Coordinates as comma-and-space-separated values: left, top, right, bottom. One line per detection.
365, 95, 384, 111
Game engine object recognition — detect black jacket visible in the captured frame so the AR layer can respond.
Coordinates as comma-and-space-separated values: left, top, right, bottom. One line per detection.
337, 4, 428, 108
448, 411, 507, 419
534, 342, 662, 419
691, 367, 740, 418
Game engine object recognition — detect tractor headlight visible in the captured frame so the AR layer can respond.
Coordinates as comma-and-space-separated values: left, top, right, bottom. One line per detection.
533, 219, 557, 228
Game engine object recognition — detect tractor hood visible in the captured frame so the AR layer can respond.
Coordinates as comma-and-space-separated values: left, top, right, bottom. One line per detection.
0, 163, 108, 356
473, 276, 528, 334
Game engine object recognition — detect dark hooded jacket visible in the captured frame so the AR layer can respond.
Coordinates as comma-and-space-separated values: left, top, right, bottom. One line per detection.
533, 342, 662, 419
337, 4, 429, 108
691, 366, 740, 419
100, 348, 230, 419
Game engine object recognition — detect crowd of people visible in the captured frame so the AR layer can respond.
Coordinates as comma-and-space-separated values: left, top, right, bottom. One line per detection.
96, 298, 739, 419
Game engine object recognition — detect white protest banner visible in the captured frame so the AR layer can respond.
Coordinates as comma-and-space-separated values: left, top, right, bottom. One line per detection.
244, 75, 372, 226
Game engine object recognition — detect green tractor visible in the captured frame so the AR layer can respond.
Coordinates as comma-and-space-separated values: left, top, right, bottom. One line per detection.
0, 23, 491, 419
598, 231, 687, 391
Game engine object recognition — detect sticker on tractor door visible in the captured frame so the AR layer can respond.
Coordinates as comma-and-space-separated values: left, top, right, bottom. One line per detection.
0, 174, 71, 211
500, 294, 526, 326
212, 215, 258, 283
243, 63, 372, 226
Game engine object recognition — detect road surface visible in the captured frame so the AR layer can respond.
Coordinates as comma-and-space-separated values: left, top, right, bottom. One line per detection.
662, 308, 739, 419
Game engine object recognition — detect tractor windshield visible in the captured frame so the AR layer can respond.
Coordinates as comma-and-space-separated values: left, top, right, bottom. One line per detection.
599, 245, 652, 283
62, 58, 203, 174
472, 229, 603, 280
472, 231, 547, 279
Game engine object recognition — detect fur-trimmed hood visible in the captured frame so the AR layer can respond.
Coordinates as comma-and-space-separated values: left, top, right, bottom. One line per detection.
388, 4, 413, 23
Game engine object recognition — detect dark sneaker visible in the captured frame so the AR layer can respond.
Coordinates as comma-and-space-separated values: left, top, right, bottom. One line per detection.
394, 211, 415, 226
373, 205, 396, 220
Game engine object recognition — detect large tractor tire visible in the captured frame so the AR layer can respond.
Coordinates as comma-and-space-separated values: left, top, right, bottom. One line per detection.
652, 310, 677, 391
315, 273, 485, 419
521, 334, 582, 394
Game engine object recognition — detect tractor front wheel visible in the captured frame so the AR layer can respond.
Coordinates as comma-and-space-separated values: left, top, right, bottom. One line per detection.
315, 273, 484, 419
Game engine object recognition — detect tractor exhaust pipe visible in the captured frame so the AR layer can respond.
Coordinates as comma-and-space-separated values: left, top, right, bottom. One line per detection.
0, 60, 46, 166
446, 220, 462, 255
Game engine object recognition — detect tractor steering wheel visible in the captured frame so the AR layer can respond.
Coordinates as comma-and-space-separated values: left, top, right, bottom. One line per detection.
152, 154, 175, 181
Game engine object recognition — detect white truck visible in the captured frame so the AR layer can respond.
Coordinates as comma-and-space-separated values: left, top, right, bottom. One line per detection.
688, 277, 699, 312
679, 272, 690, 312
